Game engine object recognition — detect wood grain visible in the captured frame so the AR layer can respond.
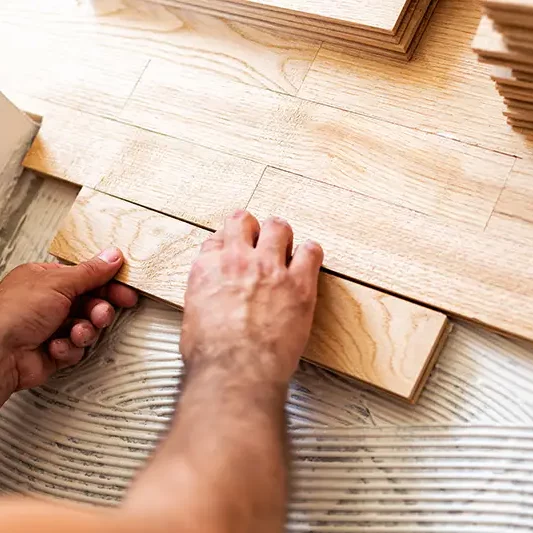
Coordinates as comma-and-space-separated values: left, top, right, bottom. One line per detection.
246, 166, 533, 341
23, 107, 265, 228
487, 157, 533, 240
298, 0, 532, 157
188, 0, 412, 32
0, 0, 320, 99
49, 187, 449, 402
118, 57, 513, 229
148, 0, 435, 58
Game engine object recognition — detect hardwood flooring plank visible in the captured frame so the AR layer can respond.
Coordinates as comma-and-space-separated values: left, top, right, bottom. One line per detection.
49, 187, 449, 402
149, 0, 433, 55
298, 0, 532, 158
486, 158, 533, 244
490, 157, 533, 228
118, 58, 513, 229
0, 0, 320, 98
150, 0, 412, 44
189, 0, 412, 33
246, 166, 533, 341
0, 17, 149, 118
23, 106, 265, 228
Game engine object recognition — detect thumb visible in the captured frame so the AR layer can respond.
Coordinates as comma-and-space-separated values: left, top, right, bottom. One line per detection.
53, 247, 124, 298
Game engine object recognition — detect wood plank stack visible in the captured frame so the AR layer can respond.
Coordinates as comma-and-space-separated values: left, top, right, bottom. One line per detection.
149, 0, 440, 60
473, 1, 533, 130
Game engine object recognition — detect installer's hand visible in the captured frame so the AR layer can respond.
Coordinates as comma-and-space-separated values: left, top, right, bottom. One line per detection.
181, 211, 323, 384
0, 248, 138, 405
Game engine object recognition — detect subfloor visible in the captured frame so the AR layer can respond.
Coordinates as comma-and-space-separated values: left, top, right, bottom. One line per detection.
1, 0, 533, 530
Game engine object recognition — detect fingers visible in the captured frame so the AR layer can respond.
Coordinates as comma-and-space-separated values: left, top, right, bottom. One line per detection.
200, 228, 224, 254
84, 298, 115, 328
256, 217, 294, 266
70, 319, 98, 347
223, 210, 260, 248
48, 338, 85, 369
106, 283, 138, 308
289, 240, 324, 283
50, 247, 124, 298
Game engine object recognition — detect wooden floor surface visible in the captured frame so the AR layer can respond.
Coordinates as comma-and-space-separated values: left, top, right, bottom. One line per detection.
7, 0, 533, 341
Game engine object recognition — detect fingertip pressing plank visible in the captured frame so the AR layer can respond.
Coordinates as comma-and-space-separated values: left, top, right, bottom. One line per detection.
50, 187, 449, 402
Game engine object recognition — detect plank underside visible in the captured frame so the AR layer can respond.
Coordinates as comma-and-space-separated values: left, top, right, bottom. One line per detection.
49, 188, 449, 403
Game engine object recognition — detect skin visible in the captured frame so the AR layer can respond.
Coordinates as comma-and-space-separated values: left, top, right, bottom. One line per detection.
0, 211, 323, 533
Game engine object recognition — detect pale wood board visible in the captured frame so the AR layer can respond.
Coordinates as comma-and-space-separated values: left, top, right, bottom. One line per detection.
246, 167, 533, 341
0, 0, 320, 99
107, 58, 514, 229
155, 0, 438, 59
148, 0, 434, 55
49, 187, 449, 403
505, 107, 533, 120
24, 83, 513, 231
498, 85, 533, 102
505, 98, 533, 110
473, 16, 533, 69
486, 6, 533, 29
298, 0, 531, 158
149, 0, 412, 44
11, 0, 533, 344
486, 157, 533, 244
182, 0, 412, 32
22, 106, 266, 228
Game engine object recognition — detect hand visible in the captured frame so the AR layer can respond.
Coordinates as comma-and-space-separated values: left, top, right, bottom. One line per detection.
0, 247, 138, 404
180, 211, 323, 384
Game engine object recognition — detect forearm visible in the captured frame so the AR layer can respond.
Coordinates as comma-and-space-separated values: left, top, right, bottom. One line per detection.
126, 352, 290, 533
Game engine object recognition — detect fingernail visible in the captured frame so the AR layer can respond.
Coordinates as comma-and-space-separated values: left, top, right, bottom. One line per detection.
98, 247, 121, 264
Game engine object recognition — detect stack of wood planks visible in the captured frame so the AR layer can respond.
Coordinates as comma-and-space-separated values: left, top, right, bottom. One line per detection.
473, 0, 533, 130
149, 0, 441, 60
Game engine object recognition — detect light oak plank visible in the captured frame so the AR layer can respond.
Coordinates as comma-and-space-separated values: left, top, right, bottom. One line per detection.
119, 58, 513, 229
151, 0, 411, 43
0, 10, 150, 118
491, 157, 533, 227
246, 166, 533, 341
505, 98, 533, 110
186, 0, 412, 32
49, 187, 449, 402
23, 106, 265, 228
298, 0, 532, 158
486, 159, 533, 245
149, 0, 435, 57
0, 0, 320, 98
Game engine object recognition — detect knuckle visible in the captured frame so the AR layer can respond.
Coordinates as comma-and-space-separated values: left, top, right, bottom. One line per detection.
200, 236, 223, 253
303, 240, 324, 261
265, 216, 292, 233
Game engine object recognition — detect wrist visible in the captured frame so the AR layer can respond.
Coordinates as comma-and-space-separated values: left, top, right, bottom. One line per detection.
185, 345, 292, 389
